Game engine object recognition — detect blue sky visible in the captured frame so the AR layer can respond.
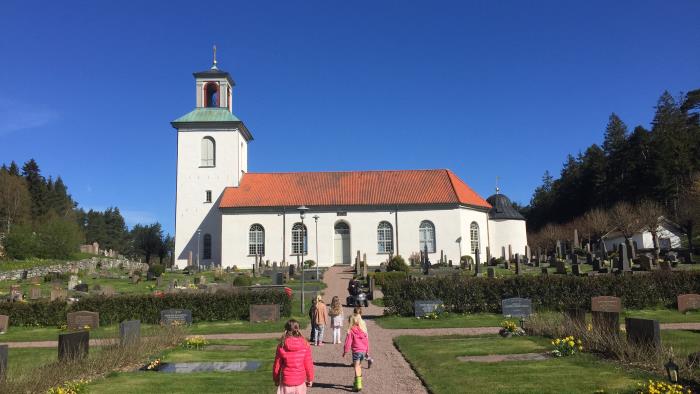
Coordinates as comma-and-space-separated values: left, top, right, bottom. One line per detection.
1, 1, 699, 235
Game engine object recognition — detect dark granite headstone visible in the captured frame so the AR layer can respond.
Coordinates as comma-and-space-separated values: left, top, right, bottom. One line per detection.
249, 305, 280, 322
368, 276, 376, 300
638, 254, 653, 271
0, 344, 6, 380
0, 315, 8, 333
618, 243, 631, 272
474, 249, 481, 277
592, 311, 619, 335
487, 267, 495, 278
592, 258, 601, 272
572, 264, 581, 276
514, 254, 521, 275
591, 296, 622, 313
273, 272, 284, 286
58, 331, 89, 361
414, 300, 443, 317
119, 320, 141, 346
678, 294, 700, 313
501, 297, 532, 318
625, 318, 660, 348
160, 309, 193, 325
67, 311, 100, 331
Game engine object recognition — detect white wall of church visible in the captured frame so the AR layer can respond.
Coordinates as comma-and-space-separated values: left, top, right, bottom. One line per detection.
220, 207, 491, 268
487, 219, 527, 259
174, 128, 245, 268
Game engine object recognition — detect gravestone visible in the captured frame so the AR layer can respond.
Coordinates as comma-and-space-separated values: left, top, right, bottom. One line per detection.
249, 305, 280, 322
51, 288, 67, 301
273, 272, 284, 286
573, 229, 580, 249
414, 300, 443, 317
68, 275, 78, 290
31, 276, 40, 285
556, 241, 562, 258
566, 308, 587, 327
157, 276, 163, 287
592, 258, 602, 272
571, 264, 581, 276
638, 254, 653, 271
368, 277, 376, 300
0, 315, 8, 333
487, 267, 495, 278
501, 297, 532, 318
10, 285, 22, 301
147, 271, 155, 281
508, 245, 513, 261
592, 311, 619, 335
102, 285, 115, 296
555, 261, 567, 274
160, 309, 193, 325
289, 264, 296, 277
0, 344, 6, 381
74, 283, 88, 292
200, 276, 207, 285
677, 294, 700, 313
503, 260, 510, 270
67, 311, 100, 330
30, 287, 42, 300
132, 275, 140, 284
625, 318, 661, 348
501, 246, 506, 259
591, 296, 622, 313
58, 331, 89, 361
618, 244, 631, 272
514, 254, 521, 275
119, 320, 141, 346
194, 277, 201, 285
474, 249, 482, 277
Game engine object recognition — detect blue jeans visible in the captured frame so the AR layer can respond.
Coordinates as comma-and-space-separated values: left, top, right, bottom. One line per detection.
310, 324, 317, 342
314, 325, 325, 344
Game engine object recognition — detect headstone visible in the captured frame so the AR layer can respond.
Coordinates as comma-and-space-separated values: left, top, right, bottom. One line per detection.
119, 320, 141, 346
0, 344, 6, 381
586, 253, 593, 265
591, 296, 622, 313
592, 311, 620, 335
677, 294, 700, 313
487, 267, 495, 278
67, 311, 100, 331
200, 276, 206, 285
51, 288, 67, 301
556, 241, 562, 259
638, 254, 653, 271
524, 245, 530, 261
501, 246, 506, 259
289, 264, 296, 277
368, 277, 376, 300
102, 285, 115, 296
188, 250, 193, 266
503, 260, 510, 270
249, 305, 280, 322
157, 276, 163, 287
160, 309, 193, 325
474, 249, 482, 277
625, 318, 661, 348
572, 264, 581, 276
30, 286, 42, 300
592, 258, 602, 272
508, 245, 513, 261
74, 283, 88, 292
618, 243, 631, 272
514, 254, 521, 275
194, 277, 201, 285
30, 276, 40, 285
68, 275, 78, 290
0, 315, 8, 333
58, 331, 89, 361
132, 275, 140, 284
146, 271, 155, 281
273, 272, 284, 285
555, 261, 567, 274
501, 297, 532, 318
573, 229, 580, 249
413, 300, 443, 317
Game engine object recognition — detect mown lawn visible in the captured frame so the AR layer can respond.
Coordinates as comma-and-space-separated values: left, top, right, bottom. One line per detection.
87, 339, 278, 394
394, 335, 656, 394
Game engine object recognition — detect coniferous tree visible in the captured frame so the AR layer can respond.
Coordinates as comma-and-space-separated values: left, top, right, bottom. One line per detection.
21, 159, 49, 221
7, 161, 20, 177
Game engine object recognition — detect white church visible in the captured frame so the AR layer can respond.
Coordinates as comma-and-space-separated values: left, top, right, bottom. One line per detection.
173, 60, 527, 269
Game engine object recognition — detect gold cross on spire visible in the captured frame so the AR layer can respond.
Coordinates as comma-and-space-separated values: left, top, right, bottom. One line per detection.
211, 44, 218, 70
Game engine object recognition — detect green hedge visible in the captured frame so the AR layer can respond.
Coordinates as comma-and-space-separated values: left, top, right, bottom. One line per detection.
0, 290, 291, 326
369, 271, 408, 288
382, 271, 700, 316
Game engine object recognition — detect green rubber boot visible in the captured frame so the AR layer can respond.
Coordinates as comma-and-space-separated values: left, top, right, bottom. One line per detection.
357, 376, 363, 391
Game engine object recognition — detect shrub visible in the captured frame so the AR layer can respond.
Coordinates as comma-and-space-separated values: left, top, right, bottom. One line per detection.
370, 271, 408, 288
148, 264, 165, 277
387, 255, 409, 273
304, 260, 315, 268
38, 218, 83, 259
0, 290, 291, 326
233, 274, 253, 287
3, 224, 38, 260
382, 271, 700, 316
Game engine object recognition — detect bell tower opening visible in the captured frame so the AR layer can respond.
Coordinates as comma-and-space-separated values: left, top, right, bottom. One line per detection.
204, 82, 219, 107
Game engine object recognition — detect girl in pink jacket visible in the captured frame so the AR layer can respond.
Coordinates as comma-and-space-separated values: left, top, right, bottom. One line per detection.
273, 319, 314, 394
343, 314, 370, 392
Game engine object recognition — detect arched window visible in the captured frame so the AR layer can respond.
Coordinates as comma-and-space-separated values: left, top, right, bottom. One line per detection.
292, 223, 307, 254
204, 82, 219, 107
419, 220, 435, 253
377, 221, 393, 253
201, 137, 216, 167
249, 224, 265, 256
470, 222, 480, 254
203, 234, 212, 260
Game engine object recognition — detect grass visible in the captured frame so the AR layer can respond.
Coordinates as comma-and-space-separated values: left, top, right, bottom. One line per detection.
0, 252, 106, 272
87, 339, 278, 394
376, 313, 504, 329
3, 347, 58, 380
394, 334, 657, 394
624, 309, 700, 324
660, 330, 700, 361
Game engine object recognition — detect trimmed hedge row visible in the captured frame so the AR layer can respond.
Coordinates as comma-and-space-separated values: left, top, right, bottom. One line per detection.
368, 271, 408, 288
0, 290, 292, 326
382, 271, 700, 316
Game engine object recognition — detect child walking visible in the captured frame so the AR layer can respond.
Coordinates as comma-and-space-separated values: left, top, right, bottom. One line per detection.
308, 298, 317, 343
329, 296, 344, 344
343, 314, 370, 392
351, 307, 373, 368
273, 319, 314, 394
314, 295, 328, 346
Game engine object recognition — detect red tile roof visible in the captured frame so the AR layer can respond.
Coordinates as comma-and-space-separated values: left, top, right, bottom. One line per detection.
220, 169, 491, 209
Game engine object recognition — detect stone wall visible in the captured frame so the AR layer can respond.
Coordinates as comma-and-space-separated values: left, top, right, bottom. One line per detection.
0, 257, 148, 281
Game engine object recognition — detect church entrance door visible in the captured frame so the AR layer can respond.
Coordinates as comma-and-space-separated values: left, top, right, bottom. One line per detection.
334, 222, 351, 265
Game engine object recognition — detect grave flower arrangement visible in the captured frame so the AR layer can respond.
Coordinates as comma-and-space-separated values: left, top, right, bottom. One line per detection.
143, 358, 162, 371
183, 335, 209, 350
46, 379, 90, 394
499, 320, 525, 337
636, 380, 692, 394
551, 335, 583, 357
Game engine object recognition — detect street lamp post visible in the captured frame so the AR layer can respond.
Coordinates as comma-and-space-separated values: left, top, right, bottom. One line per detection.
313, 215, 320, 281
297, 206, 309, 314
196, 229, 201, 271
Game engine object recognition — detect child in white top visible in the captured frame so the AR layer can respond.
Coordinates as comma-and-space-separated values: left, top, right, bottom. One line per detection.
329, 296, 344, 344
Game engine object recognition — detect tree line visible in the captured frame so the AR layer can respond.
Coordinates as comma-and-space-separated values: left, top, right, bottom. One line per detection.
0, 159, 173, 265
524, 89, 700, 250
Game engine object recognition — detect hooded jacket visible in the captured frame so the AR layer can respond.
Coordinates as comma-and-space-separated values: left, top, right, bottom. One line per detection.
273, 336, 314, 386
344, 325, 370, 354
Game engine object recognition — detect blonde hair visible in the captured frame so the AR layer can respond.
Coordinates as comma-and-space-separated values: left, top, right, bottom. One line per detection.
330, 296, 342, 315
316, 294, 324, 303
348, 314, 367, 333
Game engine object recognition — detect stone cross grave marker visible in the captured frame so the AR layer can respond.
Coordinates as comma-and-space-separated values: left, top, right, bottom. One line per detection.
67, 311, 100, 331
160, 309, 193, 325
0, 315, 9, 333
58, 331, 89, 361
119, 320, 141, 346
249, 304, 280, 322
30, 286, 42, 300
678, 294, 700, 313
501, 297, 532, 318
414, 300, 443, 317
625, 318, 660, 348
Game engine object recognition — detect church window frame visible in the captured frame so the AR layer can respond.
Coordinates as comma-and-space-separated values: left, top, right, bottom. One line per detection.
291, 222, 307, 255
419, 220, 436, 253
205, 190, 212, 203
203, 233, 212, 260
248, 224, 265, 256
201, 137, 216, 167
470, 222, 480, 254
377, 221, 394, 253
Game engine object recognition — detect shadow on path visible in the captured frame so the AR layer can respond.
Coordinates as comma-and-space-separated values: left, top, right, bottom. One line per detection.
314, 362, 349, 368
312, 383, 355, 392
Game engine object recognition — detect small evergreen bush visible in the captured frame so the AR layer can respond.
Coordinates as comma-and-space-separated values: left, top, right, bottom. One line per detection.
386, 255, 410, 273
233, 274, 253, 287
148, 264, 165, 277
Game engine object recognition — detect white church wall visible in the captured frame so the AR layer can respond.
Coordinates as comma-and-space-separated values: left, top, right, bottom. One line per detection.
487, 219, 527, 259
458, 208, 490, 260
221, 206, 484, 268
174, 128, 244, 268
